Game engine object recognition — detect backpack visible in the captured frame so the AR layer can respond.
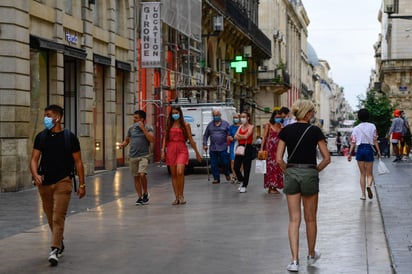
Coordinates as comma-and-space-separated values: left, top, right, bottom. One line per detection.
38, 128, 78, 191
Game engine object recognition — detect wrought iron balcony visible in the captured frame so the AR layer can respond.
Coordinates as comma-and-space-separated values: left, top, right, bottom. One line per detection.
258, 69, 290, 94
207, 0, 271, 58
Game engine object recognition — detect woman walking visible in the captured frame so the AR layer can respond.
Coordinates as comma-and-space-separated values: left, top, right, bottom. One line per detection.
276, 100, 330, 272
260, 110, 283, 194
161, 106, 202, 205
234, 111, 254, 193
347, 108, 381, 200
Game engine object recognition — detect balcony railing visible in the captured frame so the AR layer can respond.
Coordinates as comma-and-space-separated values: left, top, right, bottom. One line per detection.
208, 0, 271, 57
381, 59, 412, 72
258, 69, 290, 94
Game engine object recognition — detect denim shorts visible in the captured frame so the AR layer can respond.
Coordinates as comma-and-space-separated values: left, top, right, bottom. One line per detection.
283, 167, 319, 196
355, 144, 374, 162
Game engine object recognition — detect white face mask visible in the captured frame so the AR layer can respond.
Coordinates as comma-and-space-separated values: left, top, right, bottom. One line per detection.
240, 118, 247, 124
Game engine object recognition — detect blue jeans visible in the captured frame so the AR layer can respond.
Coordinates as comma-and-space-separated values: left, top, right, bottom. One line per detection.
209, 150, 230, 181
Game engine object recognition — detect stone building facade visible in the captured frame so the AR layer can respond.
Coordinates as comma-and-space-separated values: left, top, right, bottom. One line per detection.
378, 0, 412, 118
0, 0, 137, 191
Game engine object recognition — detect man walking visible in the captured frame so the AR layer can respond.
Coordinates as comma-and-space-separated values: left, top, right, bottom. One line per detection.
388, 109, 404, 162
120, 110, 154, 205
30, 105, 86, 266
203, 109, 231, 184
400, 110, 411, 160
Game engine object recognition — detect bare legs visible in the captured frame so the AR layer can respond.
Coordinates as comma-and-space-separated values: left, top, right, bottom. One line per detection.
230, 159, 236, 181
392, 143, 401, 160
286, 193, 319, 262
169, 164, 186, 204
134, 173, 148, 198
303, 194, 318, 257
356, 160, 374, 199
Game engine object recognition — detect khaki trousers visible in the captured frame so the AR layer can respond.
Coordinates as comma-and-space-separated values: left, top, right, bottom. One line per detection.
38, 176, 72, 249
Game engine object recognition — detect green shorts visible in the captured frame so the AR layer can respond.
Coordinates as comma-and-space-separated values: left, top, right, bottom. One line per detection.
283, 167, 319, 196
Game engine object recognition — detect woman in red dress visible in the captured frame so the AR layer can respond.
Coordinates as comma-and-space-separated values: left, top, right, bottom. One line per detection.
161, 106, 202, 205
260, 110, 284, 194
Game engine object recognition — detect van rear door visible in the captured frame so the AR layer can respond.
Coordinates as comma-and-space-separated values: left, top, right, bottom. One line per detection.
183, 107, 208, 160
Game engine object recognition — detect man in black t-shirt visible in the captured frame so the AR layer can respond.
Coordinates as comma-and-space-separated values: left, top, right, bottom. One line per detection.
30, 105, 85, 266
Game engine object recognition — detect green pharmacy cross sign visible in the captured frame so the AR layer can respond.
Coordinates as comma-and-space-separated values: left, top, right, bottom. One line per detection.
230, 56, 248, 73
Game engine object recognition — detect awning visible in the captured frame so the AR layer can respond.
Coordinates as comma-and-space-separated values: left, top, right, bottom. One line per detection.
115, 60, 132, 71
93, 54, 111, 66
30, 35, 65, 52
30, 35, 87, 60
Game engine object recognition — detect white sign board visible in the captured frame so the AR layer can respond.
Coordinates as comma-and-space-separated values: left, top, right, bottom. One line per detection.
141, 2, 161, 68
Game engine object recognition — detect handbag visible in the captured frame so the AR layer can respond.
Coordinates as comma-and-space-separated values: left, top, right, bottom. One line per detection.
258, 150, 268, 160
235, 145, 245, 156
255, 160, 267, 174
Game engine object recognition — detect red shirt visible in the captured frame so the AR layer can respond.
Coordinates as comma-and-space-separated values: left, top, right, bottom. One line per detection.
238, 126, 253, 145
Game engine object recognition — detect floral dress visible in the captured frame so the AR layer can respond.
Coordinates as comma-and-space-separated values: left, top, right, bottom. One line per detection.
264, 128, 284, 189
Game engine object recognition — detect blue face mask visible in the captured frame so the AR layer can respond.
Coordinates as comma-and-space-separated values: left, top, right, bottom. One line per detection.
172, 114, 180, 120
233, 118, 239, 124
274, 118, 283, 124
43, 117, 55, 130
213, 116, 221, 122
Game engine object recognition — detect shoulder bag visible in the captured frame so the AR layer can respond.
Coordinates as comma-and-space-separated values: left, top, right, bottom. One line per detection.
287, 125, 312, 162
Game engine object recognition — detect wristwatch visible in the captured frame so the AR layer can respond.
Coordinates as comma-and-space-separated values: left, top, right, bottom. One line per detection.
79, 184, 86, 188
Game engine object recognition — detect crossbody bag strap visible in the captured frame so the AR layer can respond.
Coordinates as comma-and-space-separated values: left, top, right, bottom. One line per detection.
288, 125, 312, 162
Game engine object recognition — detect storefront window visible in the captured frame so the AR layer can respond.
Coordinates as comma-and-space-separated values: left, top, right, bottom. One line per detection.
64, 57, 78, 133
30, 49, 49, 139
115, 70, 125, 166
94, 64, 105, 169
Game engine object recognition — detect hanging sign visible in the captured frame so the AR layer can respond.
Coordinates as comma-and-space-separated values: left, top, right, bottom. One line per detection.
141, 2, 161, 68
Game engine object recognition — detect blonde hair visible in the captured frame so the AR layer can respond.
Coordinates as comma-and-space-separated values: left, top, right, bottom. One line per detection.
291, 99, 315, 120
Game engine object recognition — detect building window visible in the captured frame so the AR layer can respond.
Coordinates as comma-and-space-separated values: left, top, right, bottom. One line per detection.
65, 0, 72, 15
93, 0, 100, 26
115, 0, 126, 35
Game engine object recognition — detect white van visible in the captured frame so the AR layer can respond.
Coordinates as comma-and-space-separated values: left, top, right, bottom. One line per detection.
172, 101, 236, 172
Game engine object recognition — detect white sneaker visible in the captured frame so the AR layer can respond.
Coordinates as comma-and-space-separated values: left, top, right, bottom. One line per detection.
239, 187, 246, 193
307, 250, 321, 265
287, 260, 299, 272
48, 248, 59, 266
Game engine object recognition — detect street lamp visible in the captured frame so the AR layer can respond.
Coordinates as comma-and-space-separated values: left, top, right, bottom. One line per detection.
383, 0, 412, 19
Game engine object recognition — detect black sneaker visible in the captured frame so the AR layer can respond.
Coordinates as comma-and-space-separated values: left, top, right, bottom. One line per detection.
135, 197, 144, 205
48, 248, 59, 266
142, 193, 150, 204
59, 241, 64, 255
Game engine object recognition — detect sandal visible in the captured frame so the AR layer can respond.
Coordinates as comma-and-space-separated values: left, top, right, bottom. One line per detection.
172, 199, 179, 205
268, 187, 280, 194
179, 196, 186, 205
366, 187, 373, 199
360, 196, 366, 200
